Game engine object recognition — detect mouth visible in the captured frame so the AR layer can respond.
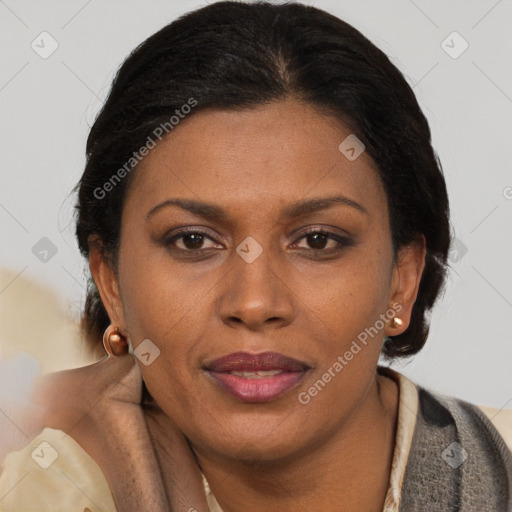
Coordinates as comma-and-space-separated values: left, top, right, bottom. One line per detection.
204, 351, 311, 403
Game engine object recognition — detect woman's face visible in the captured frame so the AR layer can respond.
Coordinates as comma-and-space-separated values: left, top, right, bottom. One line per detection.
94, 98, 423, 462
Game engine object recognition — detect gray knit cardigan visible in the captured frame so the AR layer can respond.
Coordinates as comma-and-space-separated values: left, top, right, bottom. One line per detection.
399, 387, 512, 511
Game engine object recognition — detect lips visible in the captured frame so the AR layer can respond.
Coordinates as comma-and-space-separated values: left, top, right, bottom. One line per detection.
206, 351, 309, 373
204, 351, 310, 403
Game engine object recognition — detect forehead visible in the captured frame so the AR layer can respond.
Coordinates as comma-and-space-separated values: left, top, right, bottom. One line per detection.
124, 99, 386, 220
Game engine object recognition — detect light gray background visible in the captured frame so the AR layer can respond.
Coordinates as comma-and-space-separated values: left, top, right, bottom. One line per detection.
1, 0, 511, 408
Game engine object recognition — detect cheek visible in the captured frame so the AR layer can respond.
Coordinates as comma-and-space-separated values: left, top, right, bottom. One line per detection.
118, 231, 201, 326
115, 243, 209, 383
117, 260, 207, 417
305, 248, 391, 340
291, 258, 392, 415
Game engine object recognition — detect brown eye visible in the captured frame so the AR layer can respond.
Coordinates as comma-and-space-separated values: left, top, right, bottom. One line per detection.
304, 232, 330, 250
165, 230, 222, 251
180, 233, 207, 250
292, 229, 355, 252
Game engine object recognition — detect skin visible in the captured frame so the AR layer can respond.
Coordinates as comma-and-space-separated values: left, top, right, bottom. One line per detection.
90, 98, 426, 511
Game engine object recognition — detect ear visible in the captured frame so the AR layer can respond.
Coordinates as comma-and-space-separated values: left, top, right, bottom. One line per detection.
88, 235, 128, 336
385, 235, 426, 337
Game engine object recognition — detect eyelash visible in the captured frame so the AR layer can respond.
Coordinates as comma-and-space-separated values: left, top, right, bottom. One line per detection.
164, 227, 355, 255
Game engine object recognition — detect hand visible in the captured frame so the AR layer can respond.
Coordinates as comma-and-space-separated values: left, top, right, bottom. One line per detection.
9, 353, 209, 512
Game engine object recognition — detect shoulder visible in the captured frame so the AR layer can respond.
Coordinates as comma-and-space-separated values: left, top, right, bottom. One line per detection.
0, 427, 116, 512
476, 405, 512, 452
413, 386, 512, 462
416, 386, 512, 455
399, 385, 512, 510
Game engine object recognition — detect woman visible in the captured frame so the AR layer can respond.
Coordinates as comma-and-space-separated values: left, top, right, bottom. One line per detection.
1, 1, 511, 511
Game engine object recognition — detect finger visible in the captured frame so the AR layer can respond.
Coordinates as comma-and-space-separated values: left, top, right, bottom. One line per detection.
23, 354, 142, 444
31, 354, 142, 410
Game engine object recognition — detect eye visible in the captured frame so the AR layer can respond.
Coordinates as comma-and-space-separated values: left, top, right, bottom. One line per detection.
165, 229, 222, 251
291, 228, 355, 252
164, 227, 355, 254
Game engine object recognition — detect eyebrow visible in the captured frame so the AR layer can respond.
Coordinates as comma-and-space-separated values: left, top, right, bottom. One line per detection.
146, 195, 368, 223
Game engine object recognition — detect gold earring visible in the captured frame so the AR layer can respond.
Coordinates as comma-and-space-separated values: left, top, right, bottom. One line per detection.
103, 324, 129, 357
391, 317, 403, 329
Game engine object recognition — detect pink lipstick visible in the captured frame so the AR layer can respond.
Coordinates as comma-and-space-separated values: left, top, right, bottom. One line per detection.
205, 351, 310, 403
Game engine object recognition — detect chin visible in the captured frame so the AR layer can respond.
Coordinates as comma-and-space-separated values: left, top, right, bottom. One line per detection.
192, 419, 310, 464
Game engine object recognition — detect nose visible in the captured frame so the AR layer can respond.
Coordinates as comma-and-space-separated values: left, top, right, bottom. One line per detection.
217, 244, 296, 331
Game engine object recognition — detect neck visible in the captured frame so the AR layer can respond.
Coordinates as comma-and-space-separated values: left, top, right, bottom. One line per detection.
192, 373, 399, 512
